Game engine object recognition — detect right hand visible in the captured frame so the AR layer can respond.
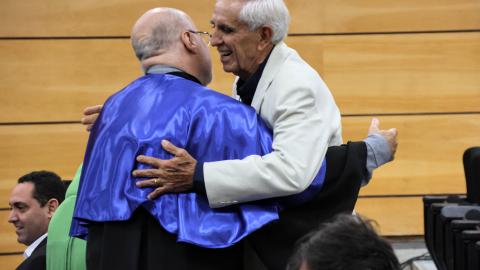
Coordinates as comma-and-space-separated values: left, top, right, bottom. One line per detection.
81, 105, 103, 131
133, 140, 197, 200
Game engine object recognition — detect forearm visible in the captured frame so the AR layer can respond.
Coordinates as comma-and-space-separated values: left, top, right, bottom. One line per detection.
363, 133, 393, 185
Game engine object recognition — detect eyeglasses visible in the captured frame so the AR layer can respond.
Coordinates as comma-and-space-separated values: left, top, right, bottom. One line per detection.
188, 30, 212, 46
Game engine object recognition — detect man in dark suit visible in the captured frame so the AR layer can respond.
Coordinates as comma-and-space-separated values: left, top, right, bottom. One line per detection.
8, 171, 66, 270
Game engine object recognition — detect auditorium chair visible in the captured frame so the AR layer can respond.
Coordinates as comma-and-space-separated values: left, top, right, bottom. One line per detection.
423, 197, 464, 270
436, 206, 480, 270
463, 147, 480, 204
458, 230, 480, 270
445, 219, 480, 270
423, 146, 480, 270
473, 242, 480, 270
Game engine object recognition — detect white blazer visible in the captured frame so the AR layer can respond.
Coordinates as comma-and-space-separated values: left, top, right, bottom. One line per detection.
204, 42, 342, 208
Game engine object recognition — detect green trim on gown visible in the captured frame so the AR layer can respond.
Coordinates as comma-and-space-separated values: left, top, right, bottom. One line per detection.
47, 165, 86, 270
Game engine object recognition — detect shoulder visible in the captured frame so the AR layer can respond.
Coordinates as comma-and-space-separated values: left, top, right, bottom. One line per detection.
192, 84, 250, 109
266, 43, 327, 90
17, 241, 47, 270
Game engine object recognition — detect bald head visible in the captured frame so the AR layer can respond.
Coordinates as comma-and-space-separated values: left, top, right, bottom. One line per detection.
131, 8, 194, 61
130, 7, 213, 86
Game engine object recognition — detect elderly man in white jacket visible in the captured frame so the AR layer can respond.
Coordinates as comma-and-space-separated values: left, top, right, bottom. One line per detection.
82, 1, 397, 269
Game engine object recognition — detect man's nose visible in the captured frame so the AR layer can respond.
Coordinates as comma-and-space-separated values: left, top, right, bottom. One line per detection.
210, 31, 221, 47
8, 210, 18, 223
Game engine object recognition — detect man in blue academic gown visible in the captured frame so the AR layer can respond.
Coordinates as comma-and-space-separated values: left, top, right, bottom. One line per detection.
72, 7, 328, 270
75, 5, 397, 270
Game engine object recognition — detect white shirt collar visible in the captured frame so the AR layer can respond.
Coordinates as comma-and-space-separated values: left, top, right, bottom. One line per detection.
23, 233, 47, 258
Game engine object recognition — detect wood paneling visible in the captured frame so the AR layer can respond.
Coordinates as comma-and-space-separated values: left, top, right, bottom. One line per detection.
0, 39, 233, 123
0, 124, 88, 208
1, 114, 478, 207
286, 32, 480, 114
0, 210, 25, 253
1, 0, 479, 37
0, 254, 24, 269
0, 0, 216, 37
0, 39, 139, 123
344, 114, 479, 196
2, 32, 479, 122
355, 196, 423, 236
287, 0, 480, 34
2, 0, 479, 238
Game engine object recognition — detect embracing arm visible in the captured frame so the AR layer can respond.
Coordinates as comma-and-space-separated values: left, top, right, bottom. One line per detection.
203, 81, 341, 207
81, 104, 397, 207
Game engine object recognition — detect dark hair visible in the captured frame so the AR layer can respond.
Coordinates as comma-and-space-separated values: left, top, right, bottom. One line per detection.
18, 170, 66, 206
287, 214, 401, 270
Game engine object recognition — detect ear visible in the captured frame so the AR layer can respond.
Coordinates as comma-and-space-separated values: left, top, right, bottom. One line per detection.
46, 198, 59, 219
257, 26, 273, 51
181, 31, 198, 53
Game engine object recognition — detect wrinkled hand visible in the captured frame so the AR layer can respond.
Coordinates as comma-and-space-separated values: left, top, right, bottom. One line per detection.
133, 140, 197, 200
81, 105, 103, 132
368, 118, 398, 160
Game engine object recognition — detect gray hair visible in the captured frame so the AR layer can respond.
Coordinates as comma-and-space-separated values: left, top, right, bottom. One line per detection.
131, 9, 189, 61
238, 0, 290, 44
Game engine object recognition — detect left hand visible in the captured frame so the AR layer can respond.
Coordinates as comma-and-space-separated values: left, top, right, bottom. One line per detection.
368, 118, 398, 160
133, 140, 197, 200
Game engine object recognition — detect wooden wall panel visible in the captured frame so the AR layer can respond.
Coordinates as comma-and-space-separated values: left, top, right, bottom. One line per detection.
0, 0, 216, 37
0, 254, 24, 269
0, 210, 24, 253
2, 32, 479, 122
1, 0, 480, 37
0, 124, 88, 208
2, 0, 479, 238
286, 32, 480, 114
0, 39, 138, 123
344, 114, 479, 196
287, 0, 480, 34
355, 197, 423, 236
0, 39, 233, 123
1, 114, 478, 207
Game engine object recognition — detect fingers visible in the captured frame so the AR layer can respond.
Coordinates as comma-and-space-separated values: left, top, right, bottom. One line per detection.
81, 105, 102, 132
136, 178, 162, 188
133, 142, 196, 200
148, 187, 169, 200
161, 140, 183, 156
136, 155, 161, 168
81, 114, 99, 126
388, 128, 398, 137
387, 128, 399, 156
132, 168, 162, 178
83, 105, 103, 116
134, 155, 176, 172
368, 118, 380, 135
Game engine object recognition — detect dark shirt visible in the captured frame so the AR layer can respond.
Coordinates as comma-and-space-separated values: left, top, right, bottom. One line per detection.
193, 50, 273, 195
235, 51, 271, 106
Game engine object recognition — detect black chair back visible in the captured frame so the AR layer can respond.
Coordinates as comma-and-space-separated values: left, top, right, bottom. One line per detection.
463, 147, 480, 204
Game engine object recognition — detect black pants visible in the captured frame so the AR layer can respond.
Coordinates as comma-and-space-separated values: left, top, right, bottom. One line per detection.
87, 207, 243, 270
246, 141, 368, 270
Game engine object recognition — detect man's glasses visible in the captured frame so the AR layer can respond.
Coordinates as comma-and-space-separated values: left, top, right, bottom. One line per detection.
188, 30, 212, 46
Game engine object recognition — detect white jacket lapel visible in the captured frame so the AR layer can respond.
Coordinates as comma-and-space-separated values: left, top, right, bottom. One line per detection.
251, 42, 291, 112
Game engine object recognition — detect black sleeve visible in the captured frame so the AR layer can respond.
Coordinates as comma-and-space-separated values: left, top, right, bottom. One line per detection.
192, 162, 207, 195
